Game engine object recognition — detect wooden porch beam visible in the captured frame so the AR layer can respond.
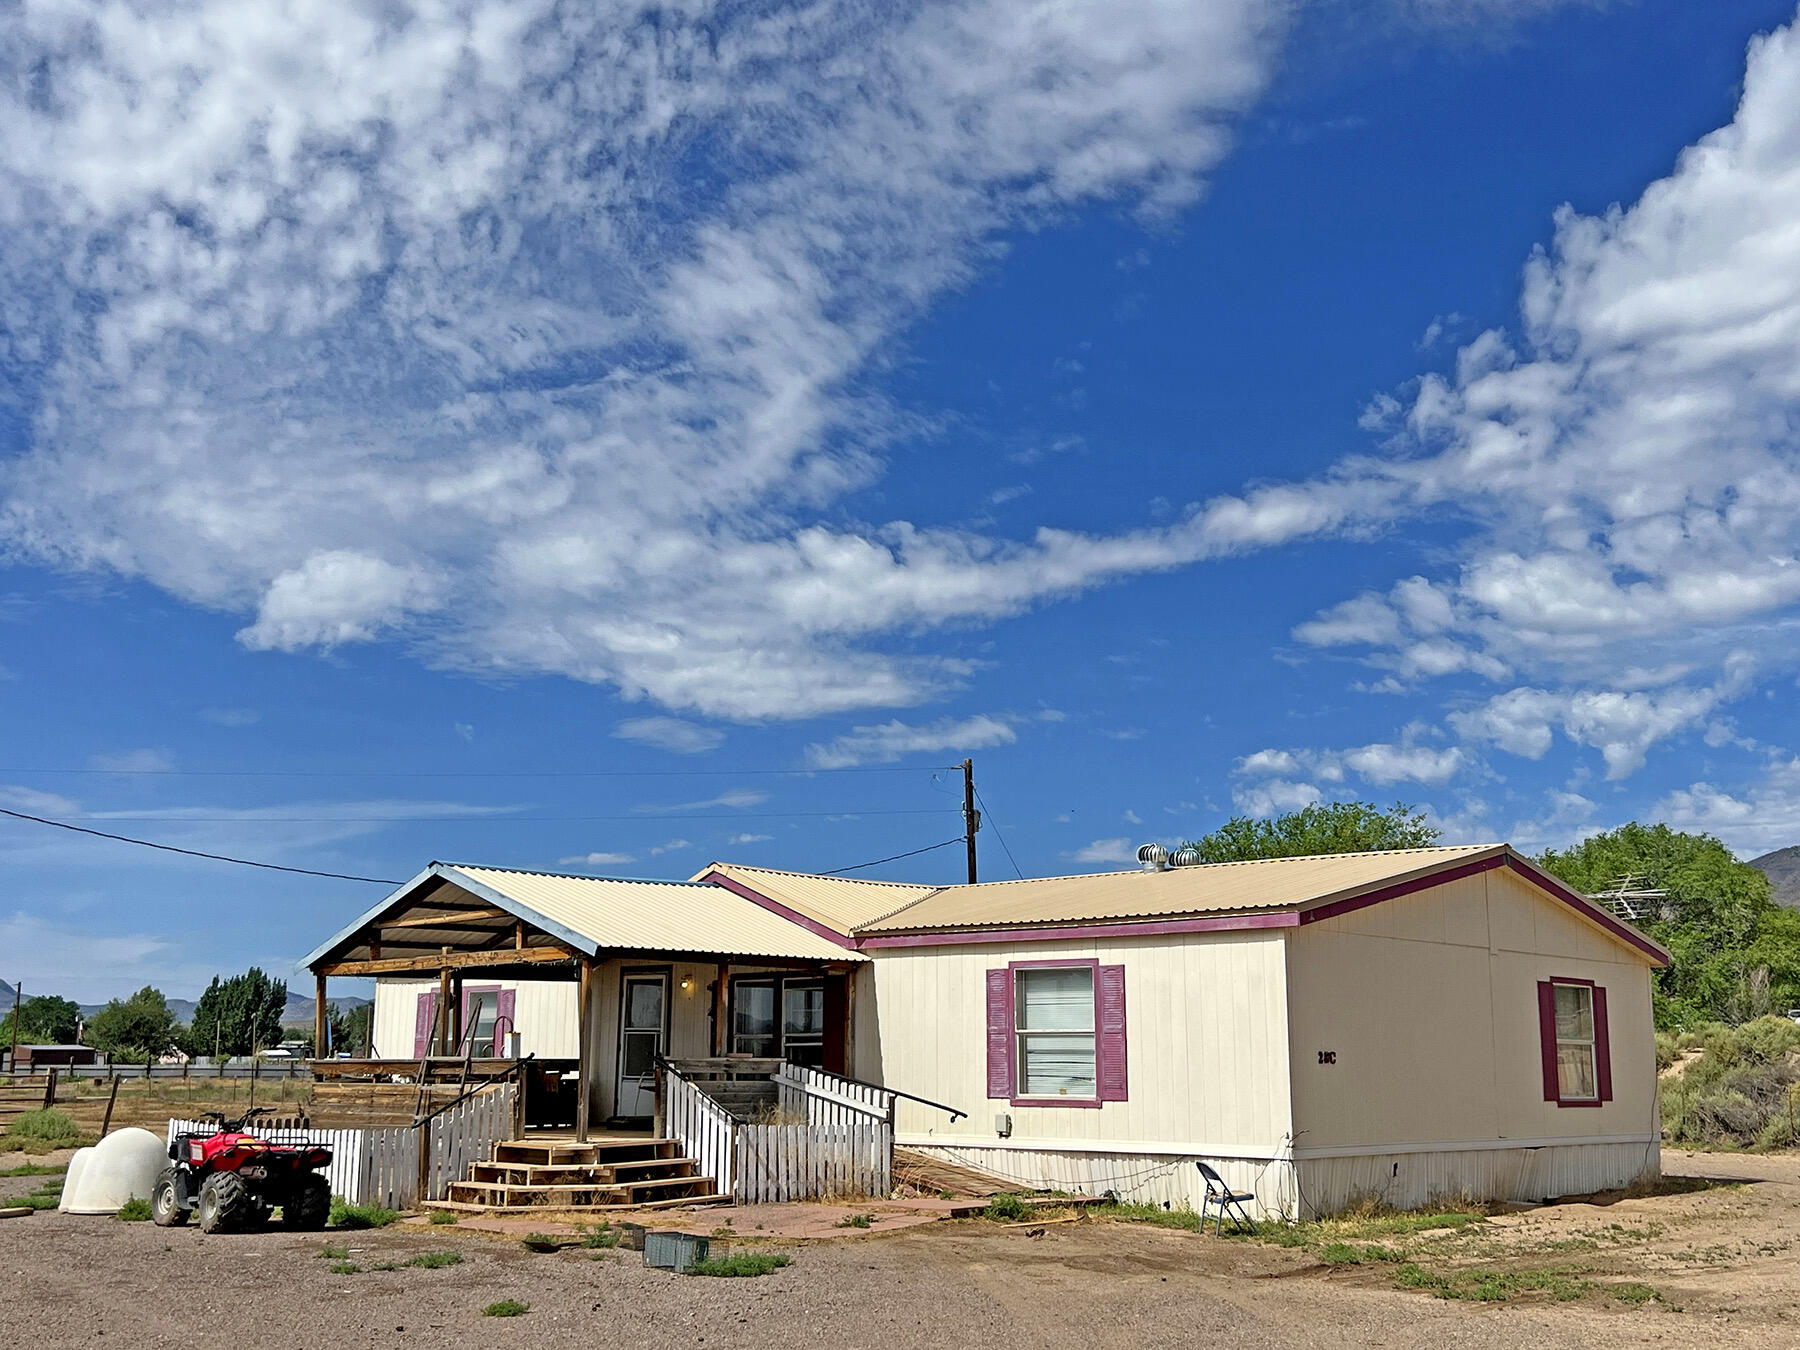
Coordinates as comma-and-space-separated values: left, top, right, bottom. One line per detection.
379, 907, 512, 929
316, 945, 579, 977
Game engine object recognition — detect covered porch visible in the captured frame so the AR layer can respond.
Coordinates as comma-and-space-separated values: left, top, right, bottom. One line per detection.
301, 862, 867, 1141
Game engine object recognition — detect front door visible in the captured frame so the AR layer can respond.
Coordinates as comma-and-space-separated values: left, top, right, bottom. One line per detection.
615, 974, 667, 1120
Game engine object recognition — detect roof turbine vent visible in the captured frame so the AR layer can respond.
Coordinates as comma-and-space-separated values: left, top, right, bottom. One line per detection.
1136, 843, 1169, 873
1170, 846, 1201, 868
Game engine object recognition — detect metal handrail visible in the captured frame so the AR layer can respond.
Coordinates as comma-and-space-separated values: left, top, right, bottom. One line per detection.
412, 1053, 535, 1127
659, 1054, 966, 1122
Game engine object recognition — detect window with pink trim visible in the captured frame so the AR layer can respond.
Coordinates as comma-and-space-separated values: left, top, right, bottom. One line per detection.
1537, 977, 1612, 1107
986, 959, 1127, 1107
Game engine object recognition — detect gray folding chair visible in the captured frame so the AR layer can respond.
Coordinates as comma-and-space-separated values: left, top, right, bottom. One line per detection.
1196, 1160, 1256, 1234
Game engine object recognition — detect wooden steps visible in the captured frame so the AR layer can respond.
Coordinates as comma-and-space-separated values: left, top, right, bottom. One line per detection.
422, 1191, 733, 1216
443, 1136, 720, 1212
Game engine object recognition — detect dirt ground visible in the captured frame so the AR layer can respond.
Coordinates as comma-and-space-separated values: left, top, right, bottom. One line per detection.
5, 1148, 1800, 1348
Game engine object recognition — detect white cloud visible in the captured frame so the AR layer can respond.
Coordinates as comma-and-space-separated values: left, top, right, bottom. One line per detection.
454, 722, 475, 742
649, 838, 692, 856
725, 833, 773, 845
88, 749, 174, 774
1068, 837, 1136, 865
198, 708, 260, 728
1230, 778, 1323, 817
1656, 758, 1800, 858
1122, 809, 1143, 825
1278, 16, 1800, 779
637, 788, 769, 814
613, 718, 725, 756
804, 714, 1017, 769
0, 0, 1344, 723
559, 851, 636, 867
1451, 656, 1752, 779
1235, 731, 1470, 793
0, 911, 196, 1004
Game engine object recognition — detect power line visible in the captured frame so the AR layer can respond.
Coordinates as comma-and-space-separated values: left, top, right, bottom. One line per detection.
0, 806, 401, 884
973, 786, 1025, 881
54, 808, 956, 823
821, 836, 968, 876
0, 764, 963, 779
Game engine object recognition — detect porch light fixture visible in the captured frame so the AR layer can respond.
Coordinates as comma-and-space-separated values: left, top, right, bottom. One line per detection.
679, 977, 695, 994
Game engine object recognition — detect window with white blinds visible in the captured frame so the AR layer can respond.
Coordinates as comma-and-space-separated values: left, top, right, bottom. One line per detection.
1014, 966, 1096, 1098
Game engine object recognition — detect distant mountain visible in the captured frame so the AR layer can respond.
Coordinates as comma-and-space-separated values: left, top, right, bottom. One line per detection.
1750, 846, 1800, 909
0, 979, 14, 1006
281, 994, 372, 1027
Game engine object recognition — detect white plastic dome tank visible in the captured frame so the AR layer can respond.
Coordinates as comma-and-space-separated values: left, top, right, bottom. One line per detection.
59, 1128, 165, 1214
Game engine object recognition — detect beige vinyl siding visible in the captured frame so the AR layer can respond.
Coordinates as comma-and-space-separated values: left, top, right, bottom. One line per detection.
868, 930, 1293, 1155
1284, 866, 1659, 1162
371, 976, 579, 1060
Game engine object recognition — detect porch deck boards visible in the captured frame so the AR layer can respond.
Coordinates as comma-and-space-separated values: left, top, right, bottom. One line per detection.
468, 1158, 699, 1184
446, 1175, 715, 1206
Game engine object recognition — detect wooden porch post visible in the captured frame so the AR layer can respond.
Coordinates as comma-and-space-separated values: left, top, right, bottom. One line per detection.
450, 971, 465, 1055
437, 963, 453, 1055
712, 962, 729, 1056
576, 956, 596, 1143
313, 972, 328, 1059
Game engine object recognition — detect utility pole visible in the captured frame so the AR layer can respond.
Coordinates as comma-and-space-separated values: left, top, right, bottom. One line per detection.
962, 758, 980, 885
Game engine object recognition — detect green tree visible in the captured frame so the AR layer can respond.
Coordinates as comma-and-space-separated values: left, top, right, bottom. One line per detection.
186, 968, 289, 1060
0, 994, 83, 1045
1186, 801, 1440, 863
86, 987, 181, 1062
1537, 822, 1796, 1027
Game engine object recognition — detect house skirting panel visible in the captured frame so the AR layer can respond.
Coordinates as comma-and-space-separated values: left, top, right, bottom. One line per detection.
899, 1140, 1296, 1219
899, 1136, 1658, 1220
1293, 1139, 1660, 1217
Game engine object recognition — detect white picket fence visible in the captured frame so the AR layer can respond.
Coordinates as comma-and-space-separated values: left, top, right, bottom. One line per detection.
662, 1062, 896, 1204
664, 1069, 739, 1198
167, 1082, 516, 1209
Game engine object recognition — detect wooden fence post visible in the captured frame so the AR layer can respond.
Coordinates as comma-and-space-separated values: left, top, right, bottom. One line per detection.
417, 1116, 432, 1204
43, 1067, 58, 1110
100, 1073, 120, 1138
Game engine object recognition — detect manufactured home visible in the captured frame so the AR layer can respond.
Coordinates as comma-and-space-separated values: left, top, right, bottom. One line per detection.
301, 843, 1668, 1217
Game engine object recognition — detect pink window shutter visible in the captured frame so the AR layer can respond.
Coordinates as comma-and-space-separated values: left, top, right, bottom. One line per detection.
1096, 964, 1128, 1102
413, 991, 437, 1059
1536, 981, 1559, 1102
985, 968, 1014, 1099
1593, 985, 1613, 1102
495, 988, 517, 1056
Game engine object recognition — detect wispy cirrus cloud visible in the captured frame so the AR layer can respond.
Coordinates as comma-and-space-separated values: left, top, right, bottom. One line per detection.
804, 714, 1018, 769
613, 718, 725, 756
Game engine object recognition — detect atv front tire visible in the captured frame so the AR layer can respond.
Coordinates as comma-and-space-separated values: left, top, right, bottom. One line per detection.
151, 1167, 189, 1227
282, 1174, 331, 1231
196, 1171, 257, 1234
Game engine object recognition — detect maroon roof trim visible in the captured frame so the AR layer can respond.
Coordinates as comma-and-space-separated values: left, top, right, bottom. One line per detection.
697, 870, 860, 951
853, 850, 1670, 965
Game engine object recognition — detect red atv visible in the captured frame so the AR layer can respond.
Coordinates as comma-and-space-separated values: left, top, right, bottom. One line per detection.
152, 1107, 333, 1233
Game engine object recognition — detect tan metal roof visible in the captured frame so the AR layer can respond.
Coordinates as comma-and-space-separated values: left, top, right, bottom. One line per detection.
855, 845, 1506, 933
443, 865, 864, 963
693, 862, 943, 935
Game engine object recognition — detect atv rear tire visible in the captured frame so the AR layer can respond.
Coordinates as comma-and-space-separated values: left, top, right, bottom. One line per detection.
196, 1171, 257, 1234
151, 1167, 189, 1227
282, 1174, 331, 1231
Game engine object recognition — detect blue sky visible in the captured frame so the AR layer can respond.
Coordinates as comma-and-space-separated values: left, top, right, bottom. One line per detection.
4, 0, 1800, 1001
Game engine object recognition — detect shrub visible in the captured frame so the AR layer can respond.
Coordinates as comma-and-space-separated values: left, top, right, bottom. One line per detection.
3, 1108, 86, 1151
115, 1197, 153, 1221
521, 1232, 565, 1252
685, 1253, 792, 1278
833, 1212, 875, 1229
329, 1197, 400, 1229
407, 1251, 462, 1269
317, 1244, 349, 1260
428, 1211, 458, 1225
982, 1194, 1032, 1221
18, 1177, 65, 1210
483, 1300, 529, 1317
328, 1261, 361, 1275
